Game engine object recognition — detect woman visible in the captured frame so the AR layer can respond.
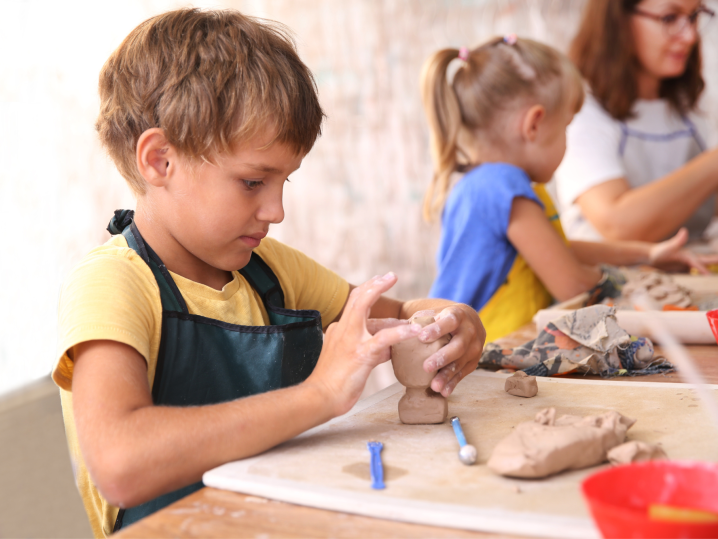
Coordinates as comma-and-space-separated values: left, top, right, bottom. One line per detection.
555, 0, 718, 242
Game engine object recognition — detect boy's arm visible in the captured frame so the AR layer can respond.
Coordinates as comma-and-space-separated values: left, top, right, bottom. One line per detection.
73, 274, 421, 509
335, 286, 485, 398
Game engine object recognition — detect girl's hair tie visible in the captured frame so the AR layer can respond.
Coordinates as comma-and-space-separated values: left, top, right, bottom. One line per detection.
503, 34, 518, 45
458, 47, 470, 61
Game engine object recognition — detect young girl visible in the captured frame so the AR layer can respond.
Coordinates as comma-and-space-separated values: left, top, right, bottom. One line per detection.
421, 36, 718, 342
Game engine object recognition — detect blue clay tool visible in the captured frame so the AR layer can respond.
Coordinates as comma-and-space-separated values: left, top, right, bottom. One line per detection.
451, 416, 477, 465
367, 441, 385, 489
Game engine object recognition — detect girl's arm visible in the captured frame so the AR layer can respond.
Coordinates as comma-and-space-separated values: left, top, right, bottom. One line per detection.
507, 197, 601, 301
570, 228, 718, 274
575, 148, 718, 242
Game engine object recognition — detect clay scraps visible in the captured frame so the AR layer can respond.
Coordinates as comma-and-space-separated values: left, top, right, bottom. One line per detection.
487, 407, 636, 478
480, 305, 673, 377
504, 371, 537, 398
607, 441, 667, 465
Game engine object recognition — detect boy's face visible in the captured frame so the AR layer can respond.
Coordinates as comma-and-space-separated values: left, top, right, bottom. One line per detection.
154, 131, 303, 274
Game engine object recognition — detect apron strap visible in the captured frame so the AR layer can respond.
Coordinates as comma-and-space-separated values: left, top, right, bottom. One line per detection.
108, 210, 188, 313
239, 252, 286, 310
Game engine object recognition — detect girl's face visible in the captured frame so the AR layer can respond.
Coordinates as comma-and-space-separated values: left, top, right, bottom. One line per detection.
630, 0, 702, 80
526, 104, 574, 185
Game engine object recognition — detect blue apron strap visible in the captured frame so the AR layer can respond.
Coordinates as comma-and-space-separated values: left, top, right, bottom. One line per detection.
682, 115, 707, 152
618, 123, 629, 157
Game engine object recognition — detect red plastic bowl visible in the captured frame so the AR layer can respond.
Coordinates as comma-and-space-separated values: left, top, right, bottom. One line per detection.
582, 461, 718, 538
707, 310, 718, 345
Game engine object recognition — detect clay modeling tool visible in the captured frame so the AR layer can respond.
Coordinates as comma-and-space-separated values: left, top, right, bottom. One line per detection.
451, 416, 477, 465
367, 441, 385, 489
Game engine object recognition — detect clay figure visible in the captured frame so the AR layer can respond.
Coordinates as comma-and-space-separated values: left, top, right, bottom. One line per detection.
390, 314, 450, 424
607, 441, 667, 465
505, 371, 538, 398
487, 407, 636, 478
621, 272, 693, 309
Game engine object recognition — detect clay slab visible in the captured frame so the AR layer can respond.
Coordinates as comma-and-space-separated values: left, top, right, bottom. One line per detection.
204, 372, 718, 539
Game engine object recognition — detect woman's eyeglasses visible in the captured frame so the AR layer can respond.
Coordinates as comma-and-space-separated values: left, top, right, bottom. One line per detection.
632, 4, 715, 36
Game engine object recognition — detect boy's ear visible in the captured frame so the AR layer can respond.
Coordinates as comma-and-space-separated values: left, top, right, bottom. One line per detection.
136, 128, 174, 187
521, 105, 546, 143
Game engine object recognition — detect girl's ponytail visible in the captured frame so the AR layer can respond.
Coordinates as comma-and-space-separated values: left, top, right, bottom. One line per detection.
420, 49, 465, 222
420, 37, 585, 223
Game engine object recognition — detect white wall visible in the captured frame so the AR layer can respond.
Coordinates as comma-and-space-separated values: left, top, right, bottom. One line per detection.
2, 0, 717, 394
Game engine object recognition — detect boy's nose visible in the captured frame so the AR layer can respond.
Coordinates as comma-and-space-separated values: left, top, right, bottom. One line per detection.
257, 193, 285, 224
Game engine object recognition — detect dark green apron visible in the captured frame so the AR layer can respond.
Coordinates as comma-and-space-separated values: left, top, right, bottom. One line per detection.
107, 211, 323, 532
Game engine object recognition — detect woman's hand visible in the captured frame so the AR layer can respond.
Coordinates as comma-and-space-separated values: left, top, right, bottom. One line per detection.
414, 304, 485, 397
305, 273, 422, 417
649, 228, 718, 274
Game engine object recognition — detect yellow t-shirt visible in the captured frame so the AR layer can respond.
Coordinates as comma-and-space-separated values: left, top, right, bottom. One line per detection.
52, 234, 349, 538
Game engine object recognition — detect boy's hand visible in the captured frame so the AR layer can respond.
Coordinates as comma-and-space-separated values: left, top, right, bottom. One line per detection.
306, 273, 422, 417
416, 305, 485, 397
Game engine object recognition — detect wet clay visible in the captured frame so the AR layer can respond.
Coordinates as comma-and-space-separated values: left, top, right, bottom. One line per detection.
607, 441, 667, 465
342, 462, 408, 482
505, 371, 538, 398
390, 315, 451, 424
487, 407, 636, 478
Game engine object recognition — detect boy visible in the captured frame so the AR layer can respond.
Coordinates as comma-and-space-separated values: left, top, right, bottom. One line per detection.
53, 8, 484, 537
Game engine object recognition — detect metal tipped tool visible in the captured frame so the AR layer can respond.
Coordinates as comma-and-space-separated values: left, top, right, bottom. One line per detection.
367, 441, 385, 489
451, 416, 477, 465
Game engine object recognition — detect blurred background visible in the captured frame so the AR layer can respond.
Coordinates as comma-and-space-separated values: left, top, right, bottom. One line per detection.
1, 0, 717, 536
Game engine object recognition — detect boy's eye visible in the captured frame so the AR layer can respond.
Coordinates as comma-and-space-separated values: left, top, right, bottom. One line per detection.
242, 180, 264, 190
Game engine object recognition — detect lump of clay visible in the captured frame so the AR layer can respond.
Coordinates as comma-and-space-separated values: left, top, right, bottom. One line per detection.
390, 315, 450, 425
487, 407, 636, 478
607, 441, 667, 465
505, 371, 537, 398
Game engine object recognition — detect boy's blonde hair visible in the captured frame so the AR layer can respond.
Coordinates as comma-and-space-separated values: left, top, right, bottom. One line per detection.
420, 37, 584, 221
96, 8, 325, 195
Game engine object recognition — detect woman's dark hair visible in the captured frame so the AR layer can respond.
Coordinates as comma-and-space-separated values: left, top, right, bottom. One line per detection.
570, 0, 704, 120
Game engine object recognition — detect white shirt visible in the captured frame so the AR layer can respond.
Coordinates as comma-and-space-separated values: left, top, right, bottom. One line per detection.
555, 93, 714, 241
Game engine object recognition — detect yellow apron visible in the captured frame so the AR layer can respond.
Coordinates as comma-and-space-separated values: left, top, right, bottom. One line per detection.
479, 184, 568, 342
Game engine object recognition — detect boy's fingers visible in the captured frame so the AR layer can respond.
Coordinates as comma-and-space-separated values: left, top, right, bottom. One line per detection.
418, 309, 459, 343
434, 361, 476, 397
429, 360, 458, 392
344, 273, 397, 324
366, 318, 407, 335
422, 336, 465, 372
366, 323, 422, 356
